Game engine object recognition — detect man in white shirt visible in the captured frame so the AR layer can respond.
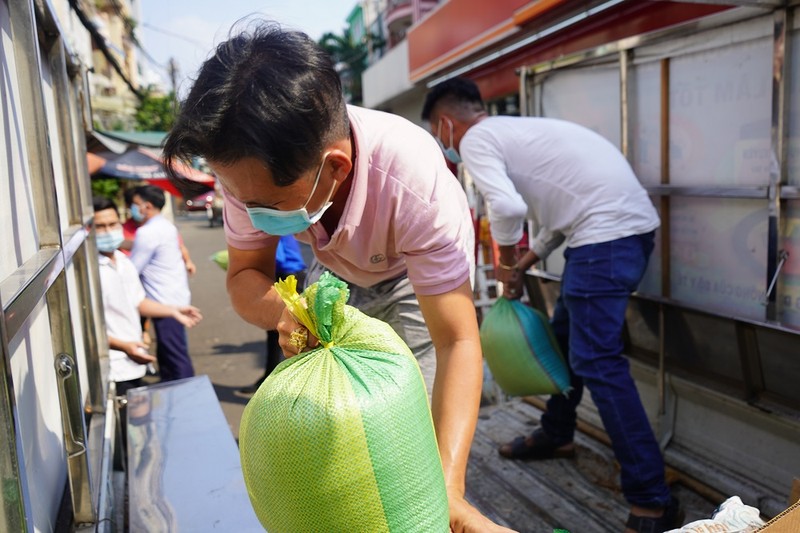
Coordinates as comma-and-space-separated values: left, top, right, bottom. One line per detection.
128, 185, 196, 381
94, 196, 202, 394
423, 78, 680, 533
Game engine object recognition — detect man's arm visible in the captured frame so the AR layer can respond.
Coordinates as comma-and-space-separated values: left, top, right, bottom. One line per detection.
180, 242, 197, 276
417, 280, 517, 533
496, 228, 563, 299
108, 336, 156, 365
226, 243, 285, 330
138, 298, 203, 328
129, 227, 157, 273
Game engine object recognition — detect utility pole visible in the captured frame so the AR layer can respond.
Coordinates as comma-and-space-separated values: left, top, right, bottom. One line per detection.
168, 57, 179, 96
168, 57, 179, 112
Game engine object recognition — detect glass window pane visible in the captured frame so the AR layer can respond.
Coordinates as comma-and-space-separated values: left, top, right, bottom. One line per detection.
670, 197, 768, 320
780, 199, 800, 328
638, 198, 663, 297
541, 64, 621, 149
788, 30, 800, 186
66, 262, 91, 397
670, 37, 772, 186
0, 5, 39, 280
9, 305, 65, 528
631, 61, 662, 185
40, 47, 70, 232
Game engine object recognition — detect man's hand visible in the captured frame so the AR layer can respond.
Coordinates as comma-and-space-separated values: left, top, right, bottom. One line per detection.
496, 266, 524, 300
448, 492, 519, 533
276, 306, 318, 357
173, 305, 203, 328
122, 341, 157, 365
185, 259, 197, 276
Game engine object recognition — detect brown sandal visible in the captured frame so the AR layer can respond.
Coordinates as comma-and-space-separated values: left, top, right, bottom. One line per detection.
625, 497, 684, 533
498, 429, 576, 460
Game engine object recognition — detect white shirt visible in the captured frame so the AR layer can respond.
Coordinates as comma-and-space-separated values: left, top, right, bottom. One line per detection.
460, 116, 660, 259
98, 251, 148, 382
130, 214, 191, 305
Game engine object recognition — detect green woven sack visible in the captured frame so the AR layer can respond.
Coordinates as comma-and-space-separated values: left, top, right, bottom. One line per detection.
209, 249, 229, 271
239, 272, 449, 532
480, 297, 571, 396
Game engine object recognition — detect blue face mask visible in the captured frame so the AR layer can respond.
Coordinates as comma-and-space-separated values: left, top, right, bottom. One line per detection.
443, 147, 462, 165
96, 228, 124, 253
437, 116, 462, 164
130, 203, 145, 222
246, 153, 334, 236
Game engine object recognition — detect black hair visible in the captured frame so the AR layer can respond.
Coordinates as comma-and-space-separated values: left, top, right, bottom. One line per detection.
421, 77, 485, 121
93, 195, 119, 215
163, 20, 350, 188
134, 185, 166, 210
123, 187, 137, 208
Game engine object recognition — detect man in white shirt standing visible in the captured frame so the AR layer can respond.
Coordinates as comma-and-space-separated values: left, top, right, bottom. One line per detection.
129, 185, 196, 381
423, 78, 680, 533
94, 195, 202, 393
94, 195, 202, 465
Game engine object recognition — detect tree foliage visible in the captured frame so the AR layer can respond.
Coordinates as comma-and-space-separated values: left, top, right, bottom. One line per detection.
91, 177, 120, 200
318, 29, 368, 106
134, 87, 177, 132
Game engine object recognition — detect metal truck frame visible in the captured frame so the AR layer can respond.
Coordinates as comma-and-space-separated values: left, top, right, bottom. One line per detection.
510, 3, 800, 518
1, 0, 114, 530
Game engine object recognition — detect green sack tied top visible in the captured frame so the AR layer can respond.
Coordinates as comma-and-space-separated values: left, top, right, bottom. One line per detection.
239, 272, 449, 533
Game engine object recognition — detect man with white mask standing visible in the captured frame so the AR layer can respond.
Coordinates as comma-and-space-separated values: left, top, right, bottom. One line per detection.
94, 195, 202, 392
94, 195, 202, 463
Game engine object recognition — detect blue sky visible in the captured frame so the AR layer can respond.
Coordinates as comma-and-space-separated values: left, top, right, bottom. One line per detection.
137, 0, 358, 95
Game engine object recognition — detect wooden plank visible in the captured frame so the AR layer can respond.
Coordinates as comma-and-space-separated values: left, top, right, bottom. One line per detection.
465, 400, 631, 532
790, 478, 800, 506
466, 397, 723, 530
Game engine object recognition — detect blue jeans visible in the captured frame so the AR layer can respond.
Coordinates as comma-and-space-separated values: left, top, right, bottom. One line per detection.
152, 316, 194, 382
539, 231, 671, 508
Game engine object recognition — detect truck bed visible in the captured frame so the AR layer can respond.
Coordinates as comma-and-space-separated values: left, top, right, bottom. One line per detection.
466, 397, 720, 532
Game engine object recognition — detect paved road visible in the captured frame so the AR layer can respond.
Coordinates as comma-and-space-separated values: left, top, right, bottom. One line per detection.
175, 212, 266, 439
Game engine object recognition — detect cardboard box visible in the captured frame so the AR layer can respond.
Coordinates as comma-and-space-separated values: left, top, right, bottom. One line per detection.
759, 499, 800, 532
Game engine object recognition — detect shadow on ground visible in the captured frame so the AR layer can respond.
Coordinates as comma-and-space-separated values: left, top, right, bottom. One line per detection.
212, 340, 265, 356
212, 383, 253, 407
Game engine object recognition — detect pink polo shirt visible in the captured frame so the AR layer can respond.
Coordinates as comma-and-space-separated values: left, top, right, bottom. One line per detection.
222, 105, 474, 296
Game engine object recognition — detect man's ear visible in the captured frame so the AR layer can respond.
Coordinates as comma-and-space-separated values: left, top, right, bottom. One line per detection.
327, 149, 353, 183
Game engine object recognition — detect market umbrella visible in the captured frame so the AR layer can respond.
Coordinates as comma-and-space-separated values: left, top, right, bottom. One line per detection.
95, 147, 215, 198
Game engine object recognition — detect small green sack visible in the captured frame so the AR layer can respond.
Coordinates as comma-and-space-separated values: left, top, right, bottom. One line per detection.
480, 297, 570, 396
239, 273, 449, 533
209, 249, 229, 271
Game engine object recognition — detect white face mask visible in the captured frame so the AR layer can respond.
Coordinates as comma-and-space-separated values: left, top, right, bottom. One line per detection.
245, 153, 335, 236
436, 116, 462, 164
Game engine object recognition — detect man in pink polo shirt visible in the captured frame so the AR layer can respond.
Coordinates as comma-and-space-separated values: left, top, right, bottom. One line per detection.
163, 22, 514, 533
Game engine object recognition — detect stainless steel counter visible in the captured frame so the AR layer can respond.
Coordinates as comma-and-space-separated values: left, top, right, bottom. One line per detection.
127, 375, 263, 532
